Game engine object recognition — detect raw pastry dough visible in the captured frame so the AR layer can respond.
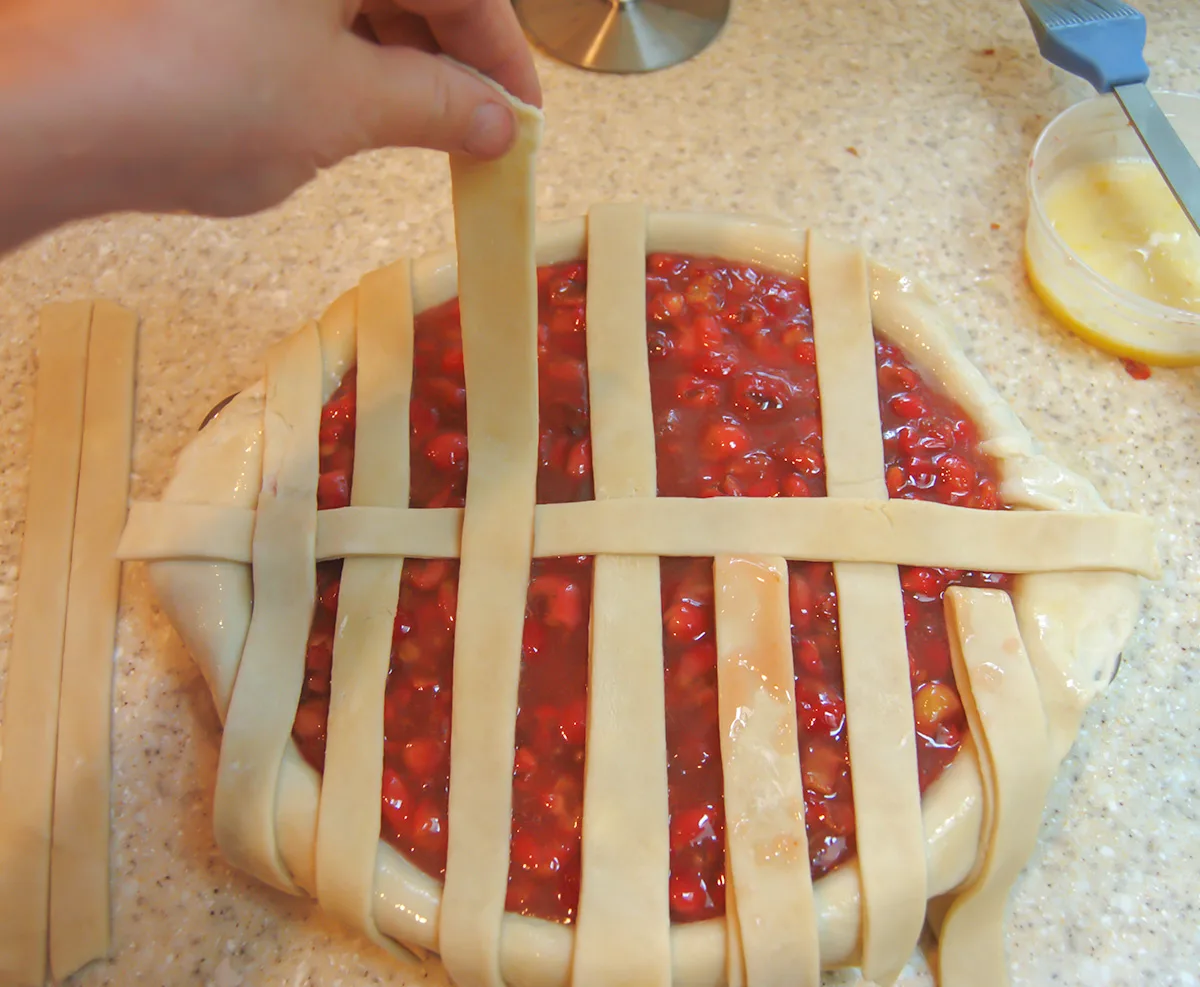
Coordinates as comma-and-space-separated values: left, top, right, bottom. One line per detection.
118, 502, 257, 562
212, 323, 322, 892
0, 302, 92, 987
715, 556, 819, 987
809, 233, 924, 983
532, 498, 1156, 574
318, 506, 462, 560
439, 89, 544, 987
49, 302, 138, 979
117, 495, 1158, 578
936, 588, 1054, 987
120, 202, 1158, 987
314, 262, 415, 956
571, 203, 672, 987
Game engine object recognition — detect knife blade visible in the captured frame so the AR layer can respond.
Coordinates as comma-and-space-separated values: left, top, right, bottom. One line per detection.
1113, 82, 1200, 236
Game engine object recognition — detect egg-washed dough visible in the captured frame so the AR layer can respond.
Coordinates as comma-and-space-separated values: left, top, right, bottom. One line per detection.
715, 555, 819, 987
120, 147, 1155, 987
936, 587, 1055, 987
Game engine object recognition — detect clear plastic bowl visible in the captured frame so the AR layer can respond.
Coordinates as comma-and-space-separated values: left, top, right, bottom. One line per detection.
1025, 91, 1200, 365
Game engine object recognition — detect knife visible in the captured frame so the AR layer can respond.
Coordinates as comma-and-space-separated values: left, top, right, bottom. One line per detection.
1111, 82, 1200, 236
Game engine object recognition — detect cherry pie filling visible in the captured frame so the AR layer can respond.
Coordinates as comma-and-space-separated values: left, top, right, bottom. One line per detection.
291, 254, 1011, 927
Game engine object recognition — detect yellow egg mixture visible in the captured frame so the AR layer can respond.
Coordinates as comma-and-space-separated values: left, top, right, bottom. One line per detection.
1043, 158, 1200, 314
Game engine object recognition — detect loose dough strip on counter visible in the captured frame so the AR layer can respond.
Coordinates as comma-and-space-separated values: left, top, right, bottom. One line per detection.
49, 302, 138, 980
213, 323, 322, 893
571, 203, 672, 987
440, 91, 544, 987
936, 588, 1054, 987
0, 302, 91, 987
118, 497, 1158, 580
715, 555, 820, 987
315, 261, 415, 956
809, 232, 925, 984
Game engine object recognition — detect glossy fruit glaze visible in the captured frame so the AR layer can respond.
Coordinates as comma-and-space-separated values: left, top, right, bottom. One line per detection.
291, 253, 1011, 927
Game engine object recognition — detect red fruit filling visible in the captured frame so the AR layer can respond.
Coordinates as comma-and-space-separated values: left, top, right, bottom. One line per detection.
291, 253, 1011, 928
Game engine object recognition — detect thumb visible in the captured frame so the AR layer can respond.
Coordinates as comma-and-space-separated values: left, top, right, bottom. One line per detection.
343, 41, 517, 159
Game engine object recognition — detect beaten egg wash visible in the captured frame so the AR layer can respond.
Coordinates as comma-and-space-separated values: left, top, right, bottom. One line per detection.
1043, 158, 1200, 314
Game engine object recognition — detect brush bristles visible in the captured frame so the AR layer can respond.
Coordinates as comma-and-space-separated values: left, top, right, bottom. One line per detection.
1022, 0, 1143, 29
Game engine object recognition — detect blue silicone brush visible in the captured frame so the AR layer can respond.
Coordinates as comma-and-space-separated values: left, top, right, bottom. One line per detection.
1019, 0, 1200, 234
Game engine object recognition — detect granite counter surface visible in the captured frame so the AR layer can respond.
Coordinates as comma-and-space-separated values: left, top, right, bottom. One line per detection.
0, 1, 1197, 985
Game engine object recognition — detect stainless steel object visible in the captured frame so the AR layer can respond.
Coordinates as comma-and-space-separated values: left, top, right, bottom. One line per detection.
1113, 83, 1200, 237
514, 0, 730, 74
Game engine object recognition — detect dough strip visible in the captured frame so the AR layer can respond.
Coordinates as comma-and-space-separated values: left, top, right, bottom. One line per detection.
809, 232, 925, 983
570, 203, 672, 987
49, 302, 138, 979
212, 323, 322, 893
937, 588, 1054, 987
715, 555, 820, 986
118, 497, 1158, 579
0, 302, 91, 987
440, 90, 544, 987
315, 261, 416, 958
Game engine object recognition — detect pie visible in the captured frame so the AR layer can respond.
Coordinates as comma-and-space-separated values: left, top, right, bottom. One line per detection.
117, 92, 1158, 987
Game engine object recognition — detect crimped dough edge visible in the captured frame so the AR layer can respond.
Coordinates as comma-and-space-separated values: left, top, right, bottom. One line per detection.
146, 212, 1141, 983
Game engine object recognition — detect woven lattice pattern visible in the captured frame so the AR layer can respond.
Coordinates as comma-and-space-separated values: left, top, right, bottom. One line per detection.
117, 201, 1156, 987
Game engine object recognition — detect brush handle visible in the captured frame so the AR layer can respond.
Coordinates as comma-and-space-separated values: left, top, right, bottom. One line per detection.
1020, 0, 1149, 92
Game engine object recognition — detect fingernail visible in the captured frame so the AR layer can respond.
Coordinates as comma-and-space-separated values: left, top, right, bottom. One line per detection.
464, 102, 515, 159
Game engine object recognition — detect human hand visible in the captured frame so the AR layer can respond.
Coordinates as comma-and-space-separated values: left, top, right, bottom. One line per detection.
0, 0, 541, 233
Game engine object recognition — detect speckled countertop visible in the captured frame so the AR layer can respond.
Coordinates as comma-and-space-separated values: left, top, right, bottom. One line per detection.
0, 1, 1197, 985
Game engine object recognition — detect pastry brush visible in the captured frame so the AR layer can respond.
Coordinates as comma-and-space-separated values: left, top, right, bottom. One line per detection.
1019, 0, 1200, 234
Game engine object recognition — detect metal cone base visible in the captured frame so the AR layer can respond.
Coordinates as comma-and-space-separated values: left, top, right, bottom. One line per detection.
514, 0, 731, 74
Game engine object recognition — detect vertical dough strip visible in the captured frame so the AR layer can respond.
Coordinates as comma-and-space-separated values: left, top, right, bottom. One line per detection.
440, 95, 544, 987
937, 588, 1054, 987
571, 203, 672, 987
0, 302, 91, 987
49, 302, 138, 980
315, 261, 416, 956
808, 232, 926, 982
714, 555, 820, 987
213, 323, 322, 893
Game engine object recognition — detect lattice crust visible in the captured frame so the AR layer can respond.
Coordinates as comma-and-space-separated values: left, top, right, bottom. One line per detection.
118, 96, 1158, 987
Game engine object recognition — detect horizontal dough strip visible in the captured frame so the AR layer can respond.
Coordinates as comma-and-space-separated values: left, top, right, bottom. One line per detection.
119, 497, 1159, 578
119, 503, 256, 560
116, 503, 464, 562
